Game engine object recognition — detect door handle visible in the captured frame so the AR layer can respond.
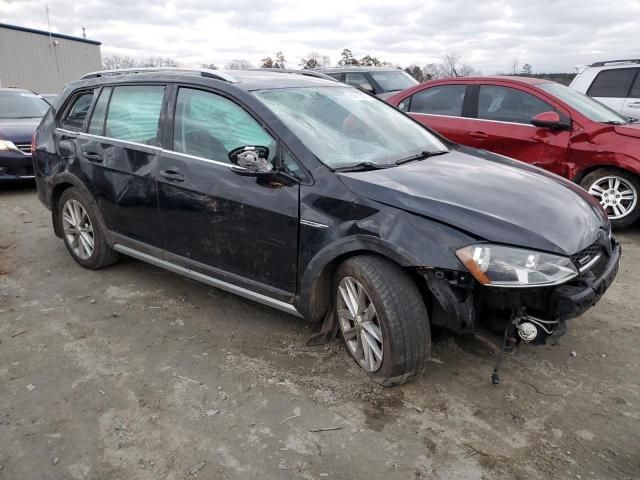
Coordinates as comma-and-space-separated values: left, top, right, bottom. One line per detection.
82, 150, 103, 162
469, 131, 488, 139
160, 169, 185, 182
627, 102, 640, 108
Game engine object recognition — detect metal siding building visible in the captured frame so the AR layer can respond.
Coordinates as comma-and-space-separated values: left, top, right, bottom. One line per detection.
0, 23, 102, 93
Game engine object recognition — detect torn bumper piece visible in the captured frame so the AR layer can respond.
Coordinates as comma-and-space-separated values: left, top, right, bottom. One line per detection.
421, 240, 621, 342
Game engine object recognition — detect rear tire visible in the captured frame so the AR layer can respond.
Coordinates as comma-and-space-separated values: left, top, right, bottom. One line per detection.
334, 255, 430, 387
57, 188, 119, 269
580, 168, 640, 229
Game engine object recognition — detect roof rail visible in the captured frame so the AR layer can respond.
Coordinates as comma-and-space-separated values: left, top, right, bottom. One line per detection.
590, 59, 640, 67
80, 67, 236, 82
247, 68, 339, 82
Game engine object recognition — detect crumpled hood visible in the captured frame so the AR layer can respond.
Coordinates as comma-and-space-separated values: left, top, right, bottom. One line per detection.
338, 147, 606, 255
0, 117, 42, 144
614, 123, 640, 139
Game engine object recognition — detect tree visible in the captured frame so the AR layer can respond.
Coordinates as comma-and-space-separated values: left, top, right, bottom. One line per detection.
139, 57, 179, 67
226, 59, 253, 70
102, 55, 137, 70
202, 63, 218, 70
442, 51, 461, 77
422, 63, 444, 80
521, 63, 532, 75
508, 58, 519, 75
360, 54, 382, 67
300, 52, 330, 69
404, 65, 424, 82
338, 48, 359, 66
260, 57, 274, 68
274, 51, 286, 68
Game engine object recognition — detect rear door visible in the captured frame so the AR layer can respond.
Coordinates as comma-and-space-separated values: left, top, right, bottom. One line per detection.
622, 69, 640, 118
397, 84, 472, 143
75, 84, 166, 247
467, 84, 570, 176
586, 68, 637, 114
156, 86, 299, 294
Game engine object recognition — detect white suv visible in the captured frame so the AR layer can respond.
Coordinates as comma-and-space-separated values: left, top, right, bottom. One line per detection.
571, 59, 640, 118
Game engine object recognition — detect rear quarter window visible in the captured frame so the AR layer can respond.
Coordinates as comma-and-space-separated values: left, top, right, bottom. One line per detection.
587, 68, 637, 98
60, 91, 95, 131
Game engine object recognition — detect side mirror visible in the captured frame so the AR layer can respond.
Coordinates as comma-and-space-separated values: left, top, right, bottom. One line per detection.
531, 111, 570, 130
229, 146, 273, 173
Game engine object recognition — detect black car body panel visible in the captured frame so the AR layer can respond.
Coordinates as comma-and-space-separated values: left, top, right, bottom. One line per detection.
33, 69, 619, 346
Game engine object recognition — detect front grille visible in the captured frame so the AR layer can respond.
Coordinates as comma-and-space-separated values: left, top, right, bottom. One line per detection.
14, 143, 32, 154
570, 242, 602, 272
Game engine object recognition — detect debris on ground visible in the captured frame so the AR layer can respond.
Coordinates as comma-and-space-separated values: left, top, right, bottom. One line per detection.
189, 462, 205, 475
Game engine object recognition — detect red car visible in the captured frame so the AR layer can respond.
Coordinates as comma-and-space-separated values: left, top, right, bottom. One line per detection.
388, 77, 640, 228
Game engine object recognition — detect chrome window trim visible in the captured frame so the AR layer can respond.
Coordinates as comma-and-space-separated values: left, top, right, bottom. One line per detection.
409, 112, 539, 128
112, 244, 301, 317
55, 128, 247, 171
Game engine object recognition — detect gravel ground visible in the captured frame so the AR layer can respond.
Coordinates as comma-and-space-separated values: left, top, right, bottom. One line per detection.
1, 183, 639, 480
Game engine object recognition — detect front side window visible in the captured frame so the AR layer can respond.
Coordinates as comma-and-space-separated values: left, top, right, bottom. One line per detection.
253, 86, 448, 169
369, 70, 418, 93
538, 83, 629, 124
587, 68, 637, 98
407, 85, 466, 116
478, 85, 554, 124
630, 71, 640, 98
344, 73, 373, 92
105, 85, 164, 144
61, 91, 95, 131
173, 88, 275, 163
0, 91, 50, 119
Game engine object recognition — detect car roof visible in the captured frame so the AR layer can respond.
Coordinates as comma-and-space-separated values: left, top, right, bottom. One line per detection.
77, 68, 343, 91
315, 66, 401, 73
0, 87, 34, 93
426, 76, 554, 86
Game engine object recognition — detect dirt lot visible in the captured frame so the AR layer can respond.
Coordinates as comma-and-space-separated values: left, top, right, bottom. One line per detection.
1, 183, 639, 480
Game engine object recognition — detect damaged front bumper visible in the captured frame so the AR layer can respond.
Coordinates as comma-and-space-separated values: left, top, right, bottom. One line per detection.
422, 238, 621, 345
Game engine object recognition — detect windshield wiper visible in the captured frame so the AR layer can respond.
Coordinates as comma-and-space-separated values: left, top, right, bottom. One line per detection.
602, 120, 626, 125
334, 161, 395, 172
395, 150, 448, 165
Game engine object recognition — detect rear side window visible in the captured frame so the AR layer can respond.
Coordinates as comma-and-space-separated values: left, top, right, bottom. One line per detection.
173, 88, 275, 163
87, 87, 112, 135
105, 85, 165, 144
478, 85, 554, 124
587, 69, 637, 98
61, 91, 95, 131
405, 85, 466, 116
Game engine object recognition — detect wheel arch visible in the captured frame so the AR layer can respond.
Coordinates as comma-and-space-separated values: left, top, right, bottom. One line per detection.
573, 164, 640, 185
50, 174, 96, 238
296, 235, 423, 321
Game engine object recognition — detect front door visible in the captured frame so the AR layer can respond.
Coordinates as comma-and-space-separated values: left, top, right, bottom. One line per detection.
467, 84, 570, 176
157, 87, 299, 294
622, 69, 640, 118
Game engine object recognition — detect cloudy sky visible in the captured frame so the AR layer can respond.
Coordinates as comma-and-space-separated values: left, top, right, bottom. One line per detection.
1, 0, 639, 73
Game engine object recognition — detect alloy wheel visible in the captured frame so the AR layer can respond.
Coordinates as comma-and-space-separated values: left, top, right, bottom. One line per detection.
62, 199, 95, 260
336, 276, 384, 372
588, 175, 638, 220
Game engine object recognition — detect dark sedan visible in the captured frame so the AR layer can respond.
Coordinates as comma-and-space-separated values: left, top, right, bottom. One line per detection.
0, 88, 50, 181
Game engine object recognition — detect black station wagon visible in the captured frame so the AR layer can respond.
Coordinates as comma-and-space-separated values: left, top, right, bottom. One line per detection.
33, 68, 620, 386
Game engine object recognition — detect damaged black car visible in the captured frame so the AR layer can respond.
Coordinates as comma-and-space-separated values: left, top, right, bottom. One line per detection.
33, 68, 620, 386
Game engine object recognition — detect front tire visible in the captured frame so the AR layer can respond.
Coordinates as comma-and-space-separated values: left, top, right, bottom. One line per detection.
334, 255, 430, 386
57, 188, 119, 269
581, 168, 640, 228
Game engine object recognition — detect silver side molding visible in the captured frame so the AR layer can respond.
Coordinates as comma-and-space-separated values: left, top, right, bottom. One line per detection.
300, 219, 330, 229
112, 244, 302, 317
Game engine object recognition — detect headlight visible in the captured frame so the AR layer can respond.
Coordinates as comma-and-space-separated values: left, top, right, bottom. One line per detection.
456, 244, 578, 287
0, 140, 18, 151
